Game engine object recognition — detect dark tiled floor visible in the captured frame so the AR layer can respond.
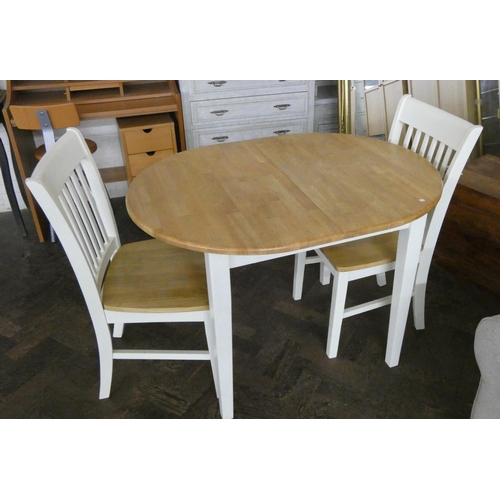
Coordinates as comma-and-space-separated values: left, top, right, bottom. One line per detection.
1, 198, 498, 419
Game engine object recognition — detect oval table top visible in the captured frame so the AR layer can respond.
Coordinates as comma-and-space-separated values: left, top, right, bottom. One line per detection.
126, 133, 443, 256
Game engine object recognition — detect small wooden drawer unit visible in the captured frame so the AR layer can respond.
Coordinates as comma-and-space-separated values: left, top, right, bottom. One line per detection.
118, 113, 177, 182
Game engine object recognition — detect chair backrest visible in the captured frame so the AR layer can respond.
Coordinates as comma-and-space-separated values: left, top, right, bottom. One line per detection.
10, 103, 82, 152
388, 95, 483, 254
25, 128, 120, 318
10, 103, 81, 130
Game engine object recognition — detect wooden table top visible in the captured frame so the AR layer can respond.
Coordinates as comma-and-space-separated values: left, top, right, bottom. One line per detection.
126, 133, 443, 255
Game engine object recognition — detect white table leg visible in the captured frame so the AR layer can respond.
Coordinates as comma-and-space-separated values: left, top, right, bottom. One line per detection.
205, 253, 234, 419
385, 215, 427, 367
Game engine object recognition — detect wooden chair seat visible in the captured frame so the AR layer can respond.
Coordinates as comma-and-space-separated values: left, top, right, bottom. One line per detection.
35, 138, 97, 160
321, 232, 398, 273
103, 239, 209, 313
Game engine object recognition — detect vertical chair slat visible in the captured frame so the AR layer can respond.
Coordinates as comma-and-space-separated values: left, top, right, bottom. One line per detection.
74, 163, 110, 251
65, 174, 102, 264
59, 185, 99, 274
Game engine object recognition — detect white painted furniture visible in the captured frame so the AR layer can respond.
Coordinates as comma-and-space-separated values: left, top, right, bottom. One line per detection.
126, 132, 443, 418
313, 81, 339, 133
179, 80, 315, 149
26, 128, 220, 402
293, 96, 483, 359
472, 315, 500, 418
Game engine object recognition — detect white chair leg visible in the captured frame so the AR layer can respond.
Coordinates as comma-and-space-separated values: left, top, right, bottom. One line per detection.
93, 323, 114, 399
412, 283, 427, 330
412, 250, 434, 330
293, 251, 307, 300
326, 271, 350, 359
98, 357, 113, 400
319, 261, 331, 285
376, 272, 387, 287
204, 317, 220, 399
113, 323, 124, 338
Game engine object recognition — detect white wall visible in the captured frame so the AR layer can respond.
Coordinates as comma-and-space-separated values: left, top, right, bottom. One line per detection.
0, 80, 127, 212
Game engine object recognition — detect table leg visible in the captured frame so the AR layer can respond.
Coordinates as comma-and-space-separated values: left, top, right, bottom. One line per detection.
385, 215, 427, 367
205, 253, 234, 419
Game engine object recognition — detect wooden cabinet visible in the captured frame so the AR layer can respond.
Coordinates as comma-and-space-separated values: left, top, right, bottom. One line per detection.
407, 80, 477, 123
365, 80, 407, 139
434, 154, 500, 295
118, 114, 177, 183
179, 80, 315, 149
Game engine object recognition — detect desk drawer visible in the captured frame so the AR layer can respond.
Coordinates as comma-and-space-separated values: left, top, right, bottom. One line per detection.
118, 114, 178, 183
190, 92, 310, 126
129, 149, 175, 178
123, 126, 174, 154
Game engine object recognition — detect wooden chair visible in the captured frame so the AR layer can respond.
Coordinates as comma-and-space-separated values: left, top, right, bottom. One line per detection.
293, 95, 483, 359
25, 128, 220, 401
10, 102, 97, 160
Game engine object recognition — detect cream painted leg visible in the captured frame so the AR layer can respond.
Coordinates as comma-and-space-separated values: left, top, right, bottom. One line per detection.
112, 323, 124, 338
97, 324, 114, 399
412, 249, 433, 331
385, 216, 426, 367
204, 317, 220, 399
205, 253, 234, 419
326, 270, 349, 359
320, 261, 331, 285
293, 252, 307, 300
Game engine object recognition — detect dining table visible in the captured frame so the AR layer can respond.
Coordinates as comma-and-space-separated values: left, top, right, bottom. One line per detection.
126, 132, 443, 419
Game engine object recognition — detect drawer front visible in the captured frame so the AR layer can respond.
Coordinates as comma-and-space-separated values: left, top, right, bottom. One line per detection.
318, 123, 339, 133
129, 149, 175, 177
124, 126, 174, 154
191, 93, 309, 126
192, 120, 308, 148
185, 80, 307, 98
315, 102, 338, 123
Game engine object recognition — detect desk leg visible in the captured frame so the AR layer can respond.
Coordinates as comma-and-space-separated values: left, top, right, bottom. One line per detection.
386, 215, 426, 367
205, 253, 234, 419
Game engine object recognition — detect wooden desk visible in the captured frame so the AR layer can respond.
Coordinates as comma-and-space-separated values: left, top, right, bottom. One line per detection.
126, 133, 443, 418
2, 80, 185, 242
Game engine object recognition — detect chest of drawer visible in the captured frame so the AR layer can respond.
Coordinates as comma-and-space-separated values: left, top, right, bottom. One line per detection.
184, 80, 308, 99
190, 92, 310, 127
192, 120, 308, 148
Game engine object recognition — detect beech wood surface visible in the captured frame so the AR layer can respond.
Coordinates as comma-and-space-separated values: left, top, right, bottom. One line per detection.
126, 133, 443, 256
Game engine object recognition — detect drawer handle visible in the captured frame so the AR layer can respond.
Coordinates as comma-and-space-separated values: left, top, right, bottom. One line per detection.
210, 110, 229, 117
208, 81, 227, 88
211, 136, 229, 143
274, 104, 291, 111
273, 130, 291, 135
142, 128, 153, 134
146, 151, 156, 156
